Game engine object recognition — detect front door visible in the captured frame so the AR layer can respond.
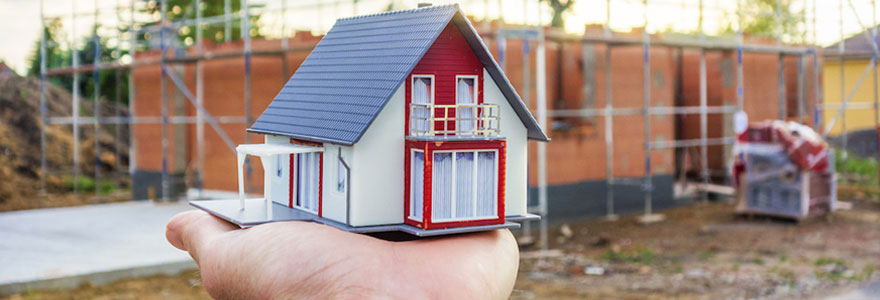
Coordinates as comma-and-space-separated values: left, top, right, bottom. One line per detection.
290, 152, 321, 214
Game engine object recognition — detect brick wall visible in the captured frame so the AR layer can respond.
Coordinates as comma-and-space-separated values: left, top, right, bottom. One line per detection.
132, 23, 819, 194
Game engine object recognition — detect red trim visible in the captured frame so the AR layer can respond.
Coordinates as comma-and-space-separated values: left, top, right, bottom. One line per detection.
403, 139, 506, 230
318, 152, 324, 217
404, 22, 484, 137
288, 154, 294, 208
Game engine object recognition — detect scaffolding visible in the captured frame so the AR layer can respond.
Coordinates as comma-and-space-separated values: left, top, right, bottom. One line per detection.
37, 0, 879, 248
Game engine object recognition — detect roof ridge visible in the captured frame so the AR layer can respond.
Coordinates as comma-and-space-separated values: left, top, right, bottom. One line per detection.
337, 3, 458, 21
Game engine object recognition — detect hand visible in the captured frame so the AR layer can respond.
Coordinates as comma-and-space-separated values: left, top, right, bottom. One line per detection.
166, 210, 519, 299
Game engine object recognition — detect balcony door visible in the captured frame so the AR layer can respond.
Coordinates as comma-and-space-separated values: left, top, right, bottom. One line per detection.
456, 76, 477, 134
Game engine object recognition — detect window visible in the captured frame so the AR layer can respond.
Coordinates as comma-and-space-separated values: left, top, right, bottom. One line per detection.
456, 76, 477, 133
294, 152, 320, 213
431, 150, 497, 222
411, 75, 434, 135
409, 150, 424, 222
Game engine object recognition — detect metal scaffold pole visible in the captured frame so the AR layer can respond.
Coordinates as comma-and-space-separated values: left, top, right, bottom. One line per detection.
536, 0, 549, 250
698, 0, 709, 203
128, 0, 136, 178
243, 0, 253, 197
160, 0, 169, 201
604, 0, 617, 220
196, 0, 205, 198
114, 0, 122, 189
839, 0, 847, 161
737, 0, 745, 111
813, 0, 820, 129
639, 0, 659, 223
777, 0, 786, 120
39, 0, 48, 195
224, 0, 231, 42
72, 0, 81, 194
93, 0, 101, 197
874, 0, 880, 177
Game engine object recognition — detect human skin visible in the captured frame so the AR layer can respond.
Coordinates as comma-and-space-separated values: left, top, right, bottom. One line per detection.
166, 210, 520, 299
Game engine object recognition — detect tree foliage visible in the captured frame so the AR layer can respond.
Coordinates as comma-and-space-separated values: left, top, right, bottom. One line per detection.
733, 0, 806, 43
544, 0, 575, 29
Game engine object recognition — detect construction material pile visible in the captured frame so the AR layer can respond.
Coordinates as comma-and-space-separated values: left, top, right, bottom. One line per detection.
732, 120, 836, 220
0, 69, 129, 207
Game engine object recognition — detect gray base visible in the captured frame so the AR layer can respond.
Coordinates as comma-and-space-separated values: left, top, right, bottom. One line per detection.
505, 213, 541, 222
191, 199, 522, 237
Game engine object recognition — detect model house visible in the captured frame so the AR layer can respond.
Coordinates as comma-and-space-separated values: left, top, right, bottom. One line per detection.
192, 4, 549, 236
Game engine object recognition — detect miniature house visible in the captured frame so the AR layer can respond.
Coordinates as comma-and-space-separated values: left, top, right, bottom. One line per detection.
192, 4, 549, 236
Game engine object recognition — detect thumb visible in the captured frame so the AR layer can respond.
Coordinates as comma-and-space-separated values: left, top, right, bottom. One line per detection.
166, 210, 237, 263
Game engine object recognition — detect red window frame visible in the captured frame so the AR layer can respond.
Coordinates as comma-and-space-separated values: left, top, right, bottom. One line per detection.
404, 139, 506, 230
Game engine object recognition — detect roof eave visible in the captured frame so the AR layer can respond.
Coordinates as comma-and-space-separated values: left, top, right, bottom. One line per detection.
246, 128, 355, 146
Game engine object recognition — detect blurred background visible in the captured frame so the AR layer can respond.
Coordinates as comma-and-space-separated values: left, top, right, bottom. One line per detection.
0, 0, 878, 298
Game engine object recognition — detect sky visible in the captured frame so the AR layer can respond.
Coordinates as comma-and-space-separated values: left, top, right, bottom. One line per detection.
1, 0, 878, 75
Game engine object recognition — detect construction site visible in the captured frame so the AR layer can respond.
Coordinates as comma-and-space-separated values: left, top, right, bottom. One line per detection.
0, 0, 879, 298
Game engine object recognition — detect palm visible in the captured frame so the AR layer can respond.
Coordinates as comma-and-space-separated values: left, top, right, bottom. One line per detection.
166, 210, 519, 299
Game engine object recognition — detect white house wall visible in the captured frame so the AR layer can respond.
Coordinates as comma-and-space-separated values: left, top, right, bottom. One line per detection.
349, 84, 406, 227
321, 143, 352, 224
265, 135, 291, 206
483, 68, 529, 217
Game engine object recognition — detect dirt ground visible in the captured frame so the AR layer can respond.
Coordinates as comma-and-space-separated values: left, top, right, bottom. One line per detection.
4, 185, 879, 300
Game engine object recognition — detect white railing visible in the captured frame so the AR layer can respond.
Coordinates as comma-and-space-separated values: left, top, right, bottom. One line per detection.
410, 103, 501, 137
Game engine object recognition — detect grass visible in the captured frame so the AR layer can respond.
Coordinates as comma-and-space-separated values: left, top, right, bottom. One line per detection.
64, 176, 116, 195
836, 150, 879, 186
601, 247, 659, 265
699, 250, 716, 261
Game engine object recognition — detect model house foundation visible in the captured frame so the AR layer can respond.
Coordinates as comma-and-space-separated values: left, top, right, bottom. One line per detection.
191, 4, 549, 236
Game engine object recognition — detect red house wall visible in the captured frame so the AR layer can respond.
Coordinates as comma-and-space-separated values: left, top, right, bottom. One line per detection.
404, 22, 485, 135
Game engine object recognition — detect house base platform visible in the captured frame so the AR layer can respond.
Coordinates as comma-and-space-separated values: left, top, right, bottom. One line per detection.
191, 199, 532, 237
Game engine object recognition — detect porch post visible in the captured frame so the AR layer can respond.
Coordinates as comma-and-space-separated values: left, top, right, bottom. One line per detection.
259, 154, 276, 220
237, 151, 247, 210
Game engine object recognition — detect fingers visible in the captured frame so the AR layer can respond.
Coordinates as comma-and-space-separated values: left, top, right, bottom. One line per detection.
166, 210, 238, 263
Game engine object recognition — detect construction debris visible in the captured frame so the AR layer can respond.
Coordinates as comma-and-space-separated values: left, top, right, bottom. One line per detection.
732, 121, 836, 220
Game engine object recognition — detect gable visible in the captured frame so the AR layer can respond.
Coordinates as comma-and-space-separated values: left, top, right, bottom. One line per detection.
248, 4, 548, 145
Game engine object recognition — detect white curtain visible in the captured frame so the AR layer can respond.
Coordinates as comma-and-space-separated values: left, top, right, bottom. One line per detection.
477, 151, 496, 217
457, 78, 475, 133
432, 153, 453, 220
455, 152, 474, 218
413, 78, 431, 134
296, 153, 319, 213
412, 152, 424, 220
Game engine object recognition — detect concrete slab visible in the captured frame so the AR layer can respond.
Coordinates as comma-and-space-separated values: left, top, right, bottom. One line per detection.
0, 200, 195, 295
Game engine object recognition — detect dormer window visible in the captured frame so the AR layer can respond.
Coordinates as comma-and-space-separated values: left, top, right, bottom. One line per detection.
411, 75, 434, 135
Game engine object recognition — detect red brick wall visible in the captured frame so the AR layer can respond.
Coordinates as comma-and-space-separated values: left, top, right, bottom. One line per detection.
132, 25, 819, 192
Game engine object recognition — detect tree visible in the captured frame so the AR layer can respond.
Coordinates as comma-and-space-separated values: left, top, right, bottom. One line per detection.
731, 0, 806, 43
26, 22, 129, 105
544, 0, 575, 29
140, 0, 263, 46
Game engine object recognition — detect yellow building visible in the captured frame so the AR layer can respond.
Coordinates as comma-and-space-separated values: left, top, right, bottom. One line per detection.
823, 32, 880, 136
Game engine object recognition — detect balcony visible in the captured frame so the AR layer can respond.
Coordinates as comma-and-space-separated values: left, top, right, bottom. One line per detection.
409, 103, 501, 138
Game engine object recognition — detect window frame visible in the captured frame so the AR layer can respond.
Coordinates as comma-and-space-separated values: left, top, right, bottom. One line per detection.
430, 148, 498, 223
409, 149, 425, 222
410, 74, 435, 136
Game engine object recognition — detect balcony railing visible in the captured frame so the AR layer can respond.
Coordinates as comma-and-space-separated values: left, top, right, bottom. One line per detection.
409, 103, 501, 137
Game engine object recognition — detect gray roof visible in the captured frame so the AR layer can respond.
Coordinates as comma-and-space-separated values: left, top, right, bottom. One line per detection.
824, 26, 880, 58
248, 4, 549, 145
